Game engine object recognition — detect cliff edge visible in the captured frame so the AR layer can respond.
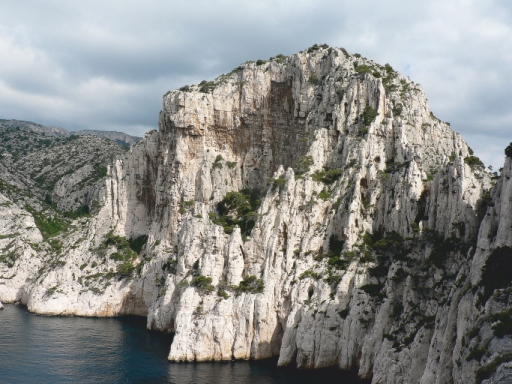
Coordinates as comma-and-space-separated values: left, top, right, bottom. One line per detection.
1, 45, 511, 384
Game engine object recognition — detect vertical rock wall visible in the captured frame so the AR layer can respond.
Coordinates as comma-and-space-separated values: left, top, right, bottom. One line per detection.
4, 47, 511, 383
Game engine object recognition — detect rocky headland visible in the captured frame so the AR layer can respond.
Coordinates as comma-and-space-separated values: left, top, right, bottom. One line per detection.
1, 45, 511, 383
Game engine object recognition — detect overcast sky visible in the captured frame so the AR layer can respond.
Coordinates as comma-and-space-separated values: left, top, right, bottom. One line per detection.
0, 0, 511, 169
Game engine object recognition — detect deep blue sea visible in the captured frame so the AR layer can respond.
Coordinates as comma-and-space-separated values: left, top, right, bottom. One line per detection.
0, 304, 369, 383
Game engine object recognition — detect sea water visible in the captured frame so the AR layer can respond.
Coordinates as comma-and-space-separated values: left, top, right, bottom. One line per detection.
0, 304, 368, 383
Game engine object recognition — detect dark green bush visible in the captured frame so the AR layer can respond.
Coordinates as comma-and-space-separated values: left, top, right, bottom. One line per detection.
368, 261, 390, 279
212, 155, 223, 170
217, 288, 229, 299
491, 309, 512, 338
327, 255, 350, 270
128, 235, 148, 254
392, 104, 403, 116
209, 189, 261, 237
476, 353, 512, 383
464, 156, 484, 168
26, 205, 67, 239
370, 231, 404, 253
429, 236, 469, 267
269, 176, 287, 191
199, 80, 215, 93
307, 44, 327, 53
355, 65, 374, 75
318, 189, 331, 201
312, 169, 342, 184
237, 275, 264, 293
64, 205, 90, 219
272, 54, 288, 64
192, 275, 215, 293
299, 270, 320, 280
358, 127, 368, 136
466, 346, 487, 361
361, 106, 378, 126
117, 262, 135, 277
479, 246, 512, 303
360, 284, 385, 299
296, 155, 314, 174
505, 142, 512, 158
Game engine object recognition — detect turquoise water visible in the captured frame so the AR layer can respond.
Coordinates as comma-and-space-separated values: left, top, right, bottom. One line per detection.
0, 304, 368, 383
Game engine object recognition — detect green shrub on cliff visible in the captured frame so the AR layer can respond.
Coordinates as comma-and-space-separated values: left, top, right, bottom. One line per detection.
479, 246, 512, 303
464, 155, 484, 168
237, 275, 264, 293
192, 275, 215, 293
209, 189, 261, 237
26, 205, 67, 239
505, 142, 512, 158
361, 106, 377, 126
312, 169, 342, 184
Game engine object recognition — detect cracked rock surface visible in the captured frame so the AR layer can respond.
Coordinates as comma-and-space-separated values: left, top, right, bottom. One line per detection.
1, 47, 511, 383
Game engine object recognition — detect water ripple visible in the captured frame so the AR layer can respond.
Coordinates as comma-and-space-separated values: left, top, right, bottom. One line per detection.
0, 305, 367, 384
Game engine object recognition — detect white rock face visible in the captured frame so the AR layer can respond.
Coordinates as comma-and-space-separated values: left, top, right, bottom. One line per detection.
0, 193, 45, 302
2, 47, 511, 383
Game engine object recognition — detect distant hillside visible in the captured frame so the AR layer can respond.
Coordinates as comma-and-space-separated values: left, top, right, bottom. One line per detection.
0, 121, 130, 215
0, 119, 142, 146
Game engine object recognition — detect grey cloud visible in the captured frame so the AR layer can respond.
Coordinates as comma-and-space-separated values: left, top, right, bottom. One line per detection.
0, 0, 511, 168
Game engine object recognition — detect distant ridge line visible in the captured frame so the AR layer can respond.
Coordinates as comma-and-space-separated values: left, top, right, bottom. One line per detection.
0, 119, 142, 146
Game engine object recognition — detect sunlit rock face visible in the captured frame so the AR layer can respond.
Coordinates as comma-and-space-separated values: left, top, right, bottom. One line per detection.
3, 46, 511, 383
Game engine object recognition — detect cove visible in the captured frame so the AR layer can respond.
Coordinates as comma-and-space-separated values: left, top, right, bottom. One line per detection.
0, 304, 369, 383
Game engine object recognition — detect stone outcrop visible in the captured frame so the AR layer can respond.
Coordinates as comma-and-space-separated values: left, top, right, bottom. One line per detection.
1, 46, 511, 383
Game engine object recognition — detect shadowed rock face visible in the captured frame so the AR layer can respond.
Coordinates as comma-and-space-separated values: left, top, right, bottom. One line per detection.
1, 46, 511, 383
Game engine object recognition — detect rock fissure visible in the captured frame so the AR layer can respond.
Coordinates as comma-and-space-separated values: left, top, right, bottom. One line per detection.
0, 46, 511, 383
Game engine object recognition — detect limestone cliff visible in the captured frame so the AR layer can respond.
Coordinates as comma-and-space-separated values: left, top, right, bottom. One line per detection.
2, 45, 512, 384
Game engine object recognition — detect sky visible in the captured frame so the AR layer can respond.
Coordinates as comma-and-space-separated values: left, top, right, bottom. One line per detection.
0, 0, 511, 169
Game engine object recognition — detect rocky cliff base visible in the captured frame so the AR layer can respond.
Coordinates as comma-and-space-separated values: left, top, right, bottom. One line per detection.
1, 45, 511, 384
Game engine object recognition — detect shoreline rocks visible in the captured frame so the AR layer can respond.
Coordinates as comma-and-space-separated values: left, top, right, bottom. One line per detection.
1, 45, 511, 383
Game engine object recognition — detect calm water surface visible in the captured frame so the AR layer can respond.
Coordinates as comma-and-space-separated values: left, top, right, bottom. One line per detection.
0, 304, 368, 383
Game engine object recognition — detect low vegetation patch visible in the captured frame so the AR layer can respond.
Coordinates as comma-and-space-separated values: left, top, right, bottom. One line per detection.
464, 155, 484, 168
312, 169, 342, 184
491, 309, 512, 338
26, 205, 67, 239
295, 155, 314, 175
505, 142, 512, 158
199, 80, 215, 93
269, 176, 286, 191
428, 235, 470, 267
191, 275, 215, 293
479, 246, 512, 303
360, 283, 386, 300
209, 189, 261, 237
104, 231, 147, 278
236, 275, 264, 293
476, 353, 512, 383
361, 106, 378, 126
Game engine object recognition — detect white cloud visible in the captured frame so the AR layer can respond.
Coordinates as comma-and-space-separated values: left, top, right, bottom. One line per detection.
0, 0, 510, 168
